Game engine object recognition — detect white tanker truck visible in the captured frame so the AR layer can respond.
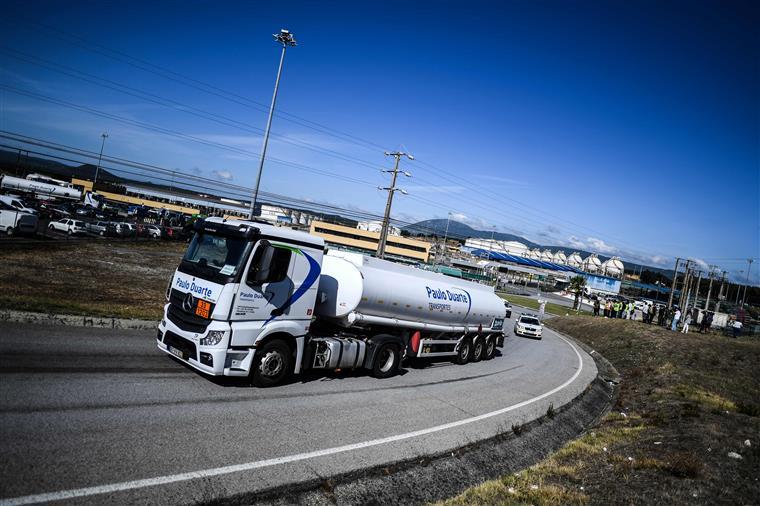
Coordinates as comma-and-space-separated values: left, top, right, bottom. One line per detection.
157, 217, 507, 386
0, 174, 82, 200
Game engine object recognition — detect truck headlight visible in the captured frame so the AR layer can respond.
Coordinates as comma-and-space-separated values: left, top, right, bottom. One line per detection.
200, 330, 225, 346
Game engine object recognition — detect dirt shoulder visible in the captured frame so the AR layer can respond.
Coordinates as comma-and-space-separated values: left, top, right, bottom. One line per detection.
440, 317, 760, 505
0, 240, 183, 320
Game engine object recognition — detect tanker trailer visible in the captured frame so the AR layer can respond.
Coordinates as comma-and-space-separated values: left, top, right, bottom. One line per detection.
156, 217, 507, 386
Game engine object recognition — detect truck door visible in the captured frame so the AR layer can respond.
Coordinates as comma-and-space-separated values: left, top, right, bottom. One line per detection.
232, 241, 295, 321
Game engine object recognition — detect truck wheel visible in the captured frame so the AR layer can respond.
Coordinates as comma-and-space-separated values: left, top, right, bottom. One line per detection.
6, 227, 14, 236
471, 337, 484, 362
251, 340, 292, 387
372, 343, 400, 379
454, 338, 472, 365
99, 231, 105, 236
67, 229, 72, 236
484, 337, 497, 360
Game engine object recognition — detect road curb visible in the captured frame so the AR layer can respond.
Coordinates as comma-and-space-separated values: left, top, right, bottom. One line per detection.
0, 309, 158, 330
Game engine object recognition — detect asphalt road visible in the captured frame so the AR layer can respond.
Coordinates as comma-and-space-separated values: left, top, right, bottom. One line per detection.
0, 318, 596, 505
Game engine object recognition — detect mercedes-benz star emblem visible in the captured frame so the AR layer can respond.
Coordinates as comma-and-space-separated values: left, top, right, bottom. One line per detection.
182, 292, 195, 313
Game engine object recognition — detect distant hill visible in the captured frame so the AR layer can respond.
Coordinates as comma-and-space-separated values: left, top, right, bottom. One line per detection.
0, 149, 122, 183
403, 219, 542, 248
404, 219, 673, 278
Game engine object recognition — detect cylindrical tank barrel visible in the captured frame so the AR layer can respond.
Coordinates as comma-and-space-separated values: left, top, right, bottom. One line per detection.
315, 251, 505, 329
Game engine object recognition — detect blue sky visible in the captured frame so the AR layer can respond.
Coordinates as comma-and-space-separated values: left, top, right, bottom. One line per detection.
1, 1, 758, 282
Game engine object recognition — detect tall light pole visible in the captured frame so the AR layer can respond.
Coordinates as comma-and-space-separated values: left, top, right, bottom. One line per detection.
94, 132, 108, 185
249, 29, 297, 220
741, 258, 754, 306
376, 151, 412, 259
439, 211, 452, 265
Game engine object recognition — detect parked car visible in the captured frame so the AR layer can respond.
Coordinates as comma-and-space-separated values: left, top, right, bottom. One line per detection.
140, 224, 162, 239
48, 218, 88, 236
75, 206, 95, 218
86, 221, 116, 236
0, 195, 38, 215
0, 201, 39, 235
514, 313, 543, 339
116, 222, 137, 237
503, 300, 512, 319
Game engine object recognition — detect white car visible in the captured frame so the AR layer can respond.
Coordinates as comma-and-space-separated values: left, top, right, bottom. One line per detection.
144, 224, 161, 238
514, 314, 543, 339
48, 218, 88, 235
0, 201, 38, 235
0, 195, 37, 215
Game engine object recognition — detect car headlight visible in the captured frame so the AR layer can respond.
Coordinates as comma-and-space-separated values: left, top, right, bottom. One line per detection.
200, 330, 225, 346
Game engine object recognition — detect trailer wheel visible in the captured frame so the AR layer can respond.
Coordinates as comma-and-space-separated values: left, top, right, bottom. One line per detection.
251, 340, 292, 387
372, 343, 400, 379
484, 337, 497, 360
471, 337, 485, 363
454, 338, 472, 365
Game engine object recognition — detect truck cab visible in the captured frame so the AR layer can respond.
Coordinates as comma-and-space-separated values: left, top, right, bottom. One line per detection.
157, 218, 324, 385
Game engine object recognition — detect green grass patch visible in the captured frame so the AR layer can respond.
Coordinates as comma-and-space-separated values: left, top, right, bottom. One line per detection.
498, 293, 590, 316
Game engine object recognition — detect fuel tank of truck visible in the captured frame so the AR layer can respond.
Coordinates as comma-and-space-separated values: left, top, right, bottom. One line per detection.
314, 250, 505, 328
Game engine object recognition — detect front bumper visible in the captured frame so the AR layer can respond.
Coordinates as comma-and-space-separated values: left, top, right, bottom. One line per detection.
157, 306, 255, 377
515, 327, 542, 337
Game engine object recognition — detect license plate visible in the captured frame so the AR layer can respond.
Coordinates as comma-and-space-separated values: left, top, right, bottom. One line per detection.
168, 346, 186, 360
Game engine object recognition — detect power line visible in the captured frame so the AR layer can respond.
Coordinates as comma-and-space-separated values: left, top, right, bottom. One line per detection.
0, 135, 470, 240
2, 16, 391, 154
0, 87, 380, 189
0, 47, 388, 173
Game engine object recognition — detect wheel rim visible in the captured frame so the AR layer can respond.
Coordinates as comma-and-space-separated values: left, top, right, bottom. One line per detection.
487, 340, 495, 355
378, 348, 396, 373
259, 351, 284, 377
460, 343, 470, 360
474, 341, 483, 357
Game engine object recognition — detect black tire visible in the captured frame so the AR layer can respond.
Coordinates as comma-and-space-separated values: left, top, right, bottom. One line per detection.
484, 336, 497, 360
6, 227, 14, 236
372, 343, 400, 379
251, 340, 292, 387
67, 229, 72, 236
454, 337, 472, 365
99, 230, 105, 236
471, 337, 485, 362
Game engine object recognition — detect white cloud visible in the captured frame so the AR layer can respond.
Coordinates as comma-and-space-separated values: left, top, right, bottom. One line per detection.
212, 170, 234, 181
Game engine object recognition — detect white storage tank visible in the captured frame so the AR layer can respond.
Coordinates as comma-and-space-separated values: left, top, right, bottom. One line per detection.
602, 256, 625, 278
316, 250, 505, 330
582, 254, 602, 273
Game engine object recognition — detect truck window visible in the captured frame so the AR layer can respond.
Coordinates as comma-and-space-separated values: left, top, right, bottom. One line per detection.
248, 243, 291, 285
183, 233, 249, 276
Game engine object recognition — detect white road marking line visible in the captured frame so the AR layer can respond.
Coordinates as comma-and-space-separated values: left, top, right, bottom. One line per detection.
1, 332, 584, 506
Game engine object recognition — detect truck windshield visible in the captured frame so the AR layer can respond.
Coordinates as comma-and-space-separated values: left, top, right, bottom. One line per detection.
182, 233, 250, 279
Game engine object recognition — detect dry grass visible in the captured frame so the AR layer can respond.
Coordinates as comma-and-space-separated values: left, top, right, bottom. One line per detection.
0, 241, 184, 319
439, 317, 760, 505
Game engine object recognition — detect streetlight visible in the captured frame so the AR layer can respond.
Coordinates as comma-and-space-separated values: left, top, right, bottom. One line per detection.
440, 211, 452, 265
94, 132, 108, 186
249, 29, 297, 219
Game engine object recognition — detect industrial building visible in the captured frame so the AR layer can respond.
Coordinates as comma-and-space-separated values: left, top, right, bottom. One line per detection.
309, 220, 431, 263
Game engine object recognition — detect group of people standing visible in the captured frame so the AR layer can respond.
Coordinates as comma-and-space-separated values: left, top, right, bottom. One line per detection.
591, 298, 719, 335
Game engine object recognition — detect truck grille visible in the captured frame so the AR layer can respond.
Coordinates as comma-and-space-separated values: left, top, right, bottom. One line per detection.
167, 288, 212, 333
167, 304, 210, 333
163, 331, 197, 361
